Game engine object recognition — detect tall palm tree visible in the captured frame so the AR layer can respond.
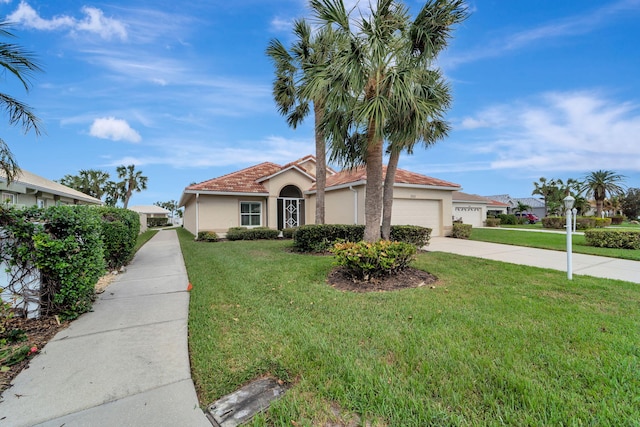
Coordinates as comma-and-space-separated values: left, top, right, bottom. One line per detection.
304, 0, 466, 242
580, 170, 626, 218
0, 21, 43, 182
117, 164, 148, 209
266, 20, 336, 224
79, 169, 110, 199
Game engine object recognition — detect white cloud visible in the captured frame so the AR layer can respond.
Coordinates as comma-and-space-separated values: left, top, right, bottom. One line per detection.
90, 117, 141, 143
457, 91, 640, 173
6, 1, 127, 41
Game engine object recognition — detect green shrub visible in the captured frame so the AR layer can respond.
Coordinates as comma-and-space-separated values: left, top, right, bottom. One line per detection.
451, 223, 472, 239
389, 225, 432, 248
95, 207, 140, 270
610, 215, 625, 225
542, 216, 565, 229
197, 231, 218, 242
293, 224, 365, 252
576, 217, 596, 230
594, 217, 612, 228
281, 227, 297, 239
498, 214, 517, 225
147, 217, 169, 227
226, 227, 279, 241
35, 206, 105, 319
584, 229, 640, 249
485, 218, 501, 227
331, 240, 417, 281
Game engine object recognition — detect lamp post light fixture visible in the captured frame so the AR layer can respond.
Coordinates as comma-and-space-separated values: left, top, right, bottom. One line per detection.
564, 195, 575, 280
572, 207, 578, 232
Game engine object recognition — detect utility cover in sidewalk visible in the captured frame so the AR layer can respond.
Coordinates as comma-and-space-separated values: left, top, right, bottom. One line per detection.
206, 377, 287, 427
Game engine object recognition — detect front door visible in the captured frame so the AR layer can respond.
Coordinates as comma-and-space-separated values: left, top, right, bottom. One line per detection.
283, 198, 300, 229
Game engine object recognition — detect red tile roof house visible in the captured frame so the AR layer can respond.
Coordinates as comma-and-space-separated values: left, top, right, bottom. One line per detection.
178, 155, 462, 238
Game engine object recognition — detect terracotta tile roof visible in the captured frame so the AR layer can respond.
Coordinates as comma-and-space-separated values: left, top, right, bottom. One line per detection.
488, 199, 510, 207
186, 162, 283, 193
318, 165, 460, 190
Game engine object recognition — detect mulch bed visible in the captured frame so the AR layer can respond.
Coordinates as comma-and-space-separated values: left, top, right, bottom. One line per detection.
328, 266, 438, 292
1, 316, 69, 395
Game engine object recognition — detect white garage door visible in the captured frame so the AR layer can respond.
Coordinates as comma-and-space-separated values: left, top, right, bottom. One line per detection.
453, 205, 484, 227
391, 199, 442, 236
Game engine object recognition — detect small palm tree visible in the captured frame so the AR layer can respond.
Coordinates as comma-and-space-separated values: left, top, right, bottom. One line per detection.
0, 21, 43, 182
514, 201, 532, 215
580, 170, 626, 218
117, 164, 148, 209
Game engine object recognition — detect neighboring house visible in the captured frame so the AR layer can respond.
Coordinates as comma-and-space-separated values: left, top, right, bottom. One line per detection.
0, 169, 102, 208
485, 194, 545, 218
179, 155, 461, 237
452, 192, 498, 227
128, 205, 172, 233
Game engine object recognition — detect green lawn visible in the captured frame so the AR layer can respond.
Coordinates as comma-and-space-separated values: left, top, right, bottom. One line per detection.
471, 228, 640, 261
178, 229, 640, 426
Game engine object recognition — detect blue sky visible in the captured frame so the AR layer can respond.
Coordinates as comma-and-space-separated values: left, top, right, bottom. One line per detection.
2, 0, 639, 207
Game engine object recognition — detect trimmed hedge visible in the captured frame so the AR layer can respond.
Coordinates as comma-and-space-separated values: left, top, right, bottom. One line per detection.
485, 218, 500, 227
498, 214, 517, 225
294, 224, 365, 252
0, 205, 105, 320
95, 207, 140, 270
148, 217, 169, 227
595, 218, 612, 228
451, 223, 472, 239
226, 227, 280, 241
281, 227, 298, 239
584, 229, 640, 249
197, 231, 218, 242
293, 224, 432, 252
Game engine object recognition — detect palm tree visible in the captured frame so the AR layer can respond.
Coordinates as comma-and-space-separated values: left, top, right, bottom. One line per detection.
79, 169, 110, 199
303, 0, 466, 242
0, 21, 43, 182
514, 201, 532, 215
266, 19, 335, 224
580, 170, 626, 218
116, 164, 148, 209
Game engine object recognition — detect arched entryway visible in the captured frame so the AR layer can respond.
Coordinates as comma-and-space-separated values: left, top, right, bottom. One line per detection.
277, 185, 305, 230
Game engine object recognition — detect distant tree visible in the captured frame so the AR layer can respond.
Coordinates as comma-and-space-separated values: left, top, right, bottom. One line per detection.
580, 170, 626, 218
116, 165, 148, 209
532, 177, 557, 216
154, 200, 180, 219
621, 188, 640, 220
103, 180, 121, 207
0, 21, 43, 182
514, 201, 532, 215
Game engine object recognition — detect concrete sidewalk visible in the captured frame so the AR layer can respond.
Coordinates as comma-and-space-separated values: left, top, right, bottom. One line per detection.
0, 230, 211, 426
428, 237, 640, 284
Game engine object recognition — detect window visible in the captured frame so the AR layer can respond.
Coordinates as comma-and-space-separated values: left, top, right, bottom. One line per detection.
240, 201, 262, 227
2, 193, 16, 205
37, 199, 45, 208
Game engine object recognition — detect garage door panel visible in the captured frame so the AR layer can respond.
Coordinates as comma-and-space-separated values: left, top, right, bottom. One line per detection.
454, 206, 483, 227
391, 199, 441, 236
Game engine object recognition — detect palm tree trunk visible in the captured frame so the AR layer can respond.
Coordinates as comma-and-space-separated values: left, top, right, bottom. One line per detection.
381, 147, 400, 240
314, 103, 326, 225
596, 198, 603, 217
363, 129, 384, 243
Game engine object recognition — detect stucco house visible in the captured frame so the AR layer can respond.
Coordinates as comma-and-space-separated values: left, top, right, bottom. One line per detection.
178, 155, 461, 237
128, 205, 172, 232
0, 168, 102, 208
486, 194, 546, 218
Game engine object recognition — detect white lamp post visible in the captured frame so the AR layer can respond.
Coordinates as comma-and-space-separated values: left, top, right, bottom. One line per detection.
564, 195, 575, 280
572, 207, 577, 233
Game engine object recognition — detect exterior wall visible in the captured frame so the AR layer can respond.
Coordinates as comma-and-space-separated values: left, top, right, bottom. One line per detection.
183, 196, 197, 235
324, 186, 363, 225
139, 213, 149, 233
